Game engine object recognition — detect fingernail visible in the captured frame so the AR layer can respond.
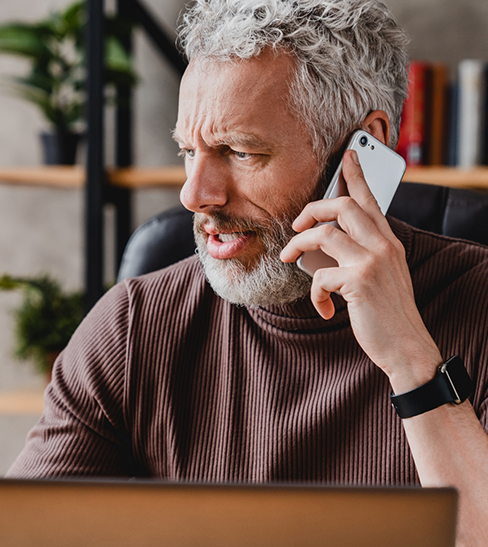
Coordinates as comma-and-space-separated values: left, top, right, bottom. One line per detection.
351, 150, 360, 165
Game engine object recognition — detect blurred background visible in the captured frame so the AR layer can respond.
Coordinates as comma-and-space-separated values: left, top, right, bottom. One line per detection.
0, 0, 487, 474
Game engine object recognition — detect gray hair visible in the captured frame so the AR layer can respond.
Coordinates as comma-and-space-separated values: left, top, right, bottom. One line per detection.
178, 0, 410, 166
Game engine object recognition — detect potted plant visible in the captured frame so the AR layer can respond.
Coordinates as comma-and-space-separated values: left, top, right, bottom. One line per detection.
0, 1, 137, 164
0, 274, 84, 380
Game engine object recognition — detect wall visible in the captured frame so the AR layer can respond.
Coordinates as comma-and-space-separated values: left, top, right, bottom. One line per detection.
0, 0, 186, 474
0, 0, 186, 395
386, 0, 488, 73
0, 0, 487, 473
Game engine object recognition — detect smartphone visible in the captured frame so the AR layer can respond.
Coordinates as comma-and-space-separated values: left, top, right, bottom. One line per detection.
297, 130, 406, 276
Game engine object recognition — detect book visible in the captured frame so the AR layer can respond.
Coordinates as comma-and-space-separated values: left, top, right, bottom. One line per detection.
396, 61, 429, 166
446, 81, 459, 166
456, 59, 487, 168
425, 63, 449, 165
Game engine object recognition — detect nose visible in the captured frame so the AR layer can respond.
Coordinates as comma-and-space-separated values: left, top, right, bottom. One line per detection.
180, 152, 228, 213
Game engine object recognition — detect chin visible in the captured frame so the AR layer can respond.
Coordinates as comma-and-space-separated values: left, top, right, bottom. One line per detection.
195, 235, 311, 307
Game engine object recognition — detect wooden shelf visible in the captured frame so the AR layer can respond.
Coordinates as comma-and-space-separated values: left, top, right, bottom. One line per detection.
108, 166, 187, 188
403, 166, 488, 191
0, 165, 187, 189
0, 166, 86, 189
0, 389, 44, 415
1, 165, 488, 192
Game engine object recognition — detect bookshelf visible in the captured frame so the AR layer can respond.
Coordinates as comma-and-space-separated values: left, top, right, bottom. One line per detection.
1, 165, 488, 192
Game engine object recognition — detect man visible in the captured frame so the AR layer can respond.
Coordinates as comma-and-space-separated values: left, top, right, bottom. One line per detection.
9, 1, 488, 544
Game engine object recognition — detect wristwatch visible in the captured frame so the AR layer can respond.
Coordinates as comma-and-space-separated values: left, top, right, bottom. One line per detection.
390, 356, 474, 419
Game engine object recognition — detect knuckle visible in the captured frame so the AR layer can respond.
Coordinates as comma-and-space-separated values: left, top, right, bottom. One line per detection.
377, 239, 394, 257
356, 262, 375, 285
340, 196, 357, 211
365, 193, 380, 210
313, 267, 328, 283
317, 223, 335, 238
374, 236, 399, 261
392, 237, 406, 256
302, 200, 316, 214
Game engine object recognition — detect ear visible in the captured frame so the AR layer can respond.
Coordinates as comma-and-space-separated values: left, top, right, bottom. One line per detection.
362, 110, 390, 145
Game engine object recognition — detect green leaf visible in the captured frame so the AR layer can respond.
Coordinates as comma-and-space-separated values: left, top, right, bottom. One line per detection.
62, 1, 85, 35
0, 274, 23, 291
14, 72, 54, 95
63, 102, 85, 127
1, 273, 84, 373
2, 81, 62, 126
105, 36, 131, 72
0, 1, 138, 130
105, 36, 137, 85
0, 24, 51, 58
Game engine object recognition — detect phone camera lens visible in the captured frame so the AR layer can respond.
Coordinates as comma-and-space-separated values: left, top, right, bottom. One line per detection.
359, 136, 368, 147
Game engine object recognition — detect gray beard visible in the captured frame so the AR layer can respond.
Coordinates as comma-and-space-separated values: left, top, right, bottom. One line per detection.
194, 211, 312, 307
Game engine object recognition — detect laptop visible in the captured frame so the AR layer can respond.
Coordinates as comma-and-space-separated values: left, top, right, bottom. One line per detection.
0, 479, 457, 547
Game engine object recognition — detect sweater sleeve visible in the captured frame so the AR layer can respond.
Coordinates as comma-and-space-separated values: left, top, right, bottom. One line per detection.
6, 282, 135, 478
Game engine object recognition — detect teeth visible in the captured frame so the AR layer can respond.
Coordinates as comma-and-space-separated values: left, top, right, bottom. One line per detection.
218, 232, 242, 242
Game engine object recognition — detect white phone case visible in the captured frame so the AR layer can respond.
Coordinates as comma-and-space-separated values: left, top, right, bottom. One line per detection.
297, 130, 406, 276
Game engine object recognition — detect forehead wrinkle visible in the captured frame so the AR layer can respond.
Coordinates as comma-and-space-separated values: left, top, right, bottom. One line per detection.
176, 113, 276, 153
213, 131, 274, 152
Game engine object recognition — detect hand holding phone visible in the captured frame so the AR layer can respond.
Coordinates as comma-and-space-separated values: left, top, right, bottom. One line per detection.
296, 130, 406, 276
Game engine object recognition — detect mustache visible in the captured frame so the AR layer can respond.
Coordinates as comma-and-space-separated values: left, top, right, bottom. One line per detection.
194, 211, 276, 235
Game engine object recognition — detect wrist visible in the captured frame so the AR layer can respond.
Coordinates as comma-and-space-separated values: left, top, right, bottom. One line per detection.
390, 356, 474, 419
387, 353, 443, 395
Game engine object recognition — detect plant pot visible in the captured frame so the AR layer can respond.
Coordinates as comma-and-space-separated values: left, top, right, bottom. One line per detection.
40, 130, 83, 165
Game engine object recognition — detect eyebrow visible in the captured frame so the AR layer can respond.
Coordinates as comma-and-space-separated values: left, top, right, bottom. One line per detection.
215, 133, 272, 152
171, 128, 273, 153
171, 128, 184, 144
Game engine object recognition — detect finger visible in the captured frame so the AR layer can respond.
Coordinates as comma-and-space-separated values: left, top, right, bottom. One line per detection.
280, 221, 366, 265
292, 151, 384, 239
311, 285, 336, 320
342, 150, 382, 217
291, 198, 336, 233
288, 194, 389, 261
292, 193, 378, 234
342, 150, 395, 238
310, 267, 346, 320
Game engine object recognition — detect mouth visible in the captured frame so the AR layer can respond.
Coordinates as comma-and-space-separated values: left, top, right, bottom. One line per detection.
203, 226, 254, 260
215, 231, 246, 242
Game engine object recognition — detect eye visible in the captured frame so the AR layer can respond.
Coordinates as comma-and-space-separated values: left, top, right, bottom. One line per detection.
232, 150, 252, 160
178, 148, 195, 160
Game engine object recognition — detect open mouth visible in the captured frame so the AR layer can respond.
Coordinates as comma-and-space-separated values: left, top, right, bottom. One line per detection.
217, 231, 247, 242
205, 230, 253, 260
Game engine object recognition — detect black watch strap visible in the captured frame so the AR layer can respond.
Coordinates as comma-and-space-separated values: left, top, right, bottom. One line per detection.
390, 356, 473, 419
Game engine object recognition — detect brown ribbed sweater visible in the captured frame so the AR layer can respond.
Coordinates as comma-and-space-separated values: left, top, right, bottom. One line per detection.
8, 218, 488, 484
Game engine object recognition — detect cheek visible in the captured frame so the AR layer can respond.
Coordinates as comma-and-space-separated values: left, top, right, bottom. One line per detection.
232, 152, 321, 219
263, 164, 322, 217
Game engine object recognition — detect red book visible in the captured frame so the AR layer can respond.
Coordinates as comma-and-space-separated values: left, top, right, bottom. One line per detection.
396, 61, 429, 166
426, 63, 449, 165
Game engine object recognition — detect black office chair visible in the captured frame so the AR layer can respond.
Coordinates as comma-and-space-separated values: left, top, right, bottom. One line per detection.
118, 182, 488, 281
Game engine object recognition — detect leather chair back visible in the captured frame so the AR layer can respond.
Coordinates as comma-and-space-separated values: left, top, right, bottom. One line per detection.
389, 182, 488, 245
118, 182, 488, 281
